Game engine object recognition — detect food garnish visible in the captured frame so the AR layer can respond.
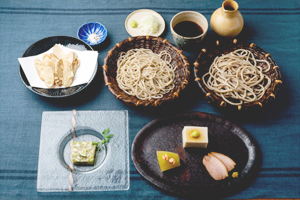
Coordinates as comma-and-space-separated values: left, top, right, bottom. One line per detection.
162, 154, 169, 161
79, 149, 87, 157
168, 158, 175, 165
232, 172, 239, 178
92, 128, 113, 164
130, 20, 138, 28
138, 14, 160, 34
156, 151, 180, 172
190, 131, 200, 138
87, 33, 100, 45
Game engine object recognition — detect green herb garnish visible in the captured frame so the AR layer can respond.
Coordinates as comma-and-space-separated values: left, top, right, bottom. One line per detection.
92, 128, 113, 164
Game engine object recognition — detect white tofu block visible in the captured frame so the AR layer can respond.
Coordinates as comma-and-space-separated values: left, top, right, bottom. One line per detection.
182, 126, 208, 148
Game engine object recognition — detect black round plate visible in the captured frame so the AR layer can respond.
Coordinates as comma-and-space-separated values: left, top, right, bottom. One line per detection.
19, 35, 96, 97
131, 112, 260, 198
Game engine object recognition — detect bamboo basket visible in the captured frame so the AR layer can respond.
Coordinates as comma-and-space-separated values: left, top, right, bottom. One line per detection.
194, 39, 282, 110
103, 36, 190, 106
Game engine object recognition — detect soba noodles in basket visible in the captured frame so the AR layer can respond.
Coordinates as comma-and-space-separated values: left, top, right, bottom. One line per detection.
116, 48, 176, 100
202, 49, 271, 106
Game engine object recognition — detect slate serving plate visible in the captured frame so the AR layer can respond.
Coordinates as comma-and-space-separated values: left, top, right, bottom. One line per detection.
131, 112, 260, 198
19, 36, 95, 98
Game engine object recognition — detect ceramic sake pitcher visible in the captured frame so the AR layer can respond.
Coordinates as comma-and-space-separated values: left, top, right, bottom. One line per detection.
210, 0, 244, 38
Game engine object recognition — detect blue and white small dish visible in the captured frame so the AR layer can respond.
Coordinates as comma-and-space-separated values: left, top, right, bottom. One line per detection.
77, 22, 107, 46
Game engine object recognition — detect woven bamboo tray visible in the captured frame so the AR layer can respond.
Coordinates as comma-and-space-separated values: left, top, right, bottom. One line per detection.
103, 36, 190, 106
194, 39, 282, 111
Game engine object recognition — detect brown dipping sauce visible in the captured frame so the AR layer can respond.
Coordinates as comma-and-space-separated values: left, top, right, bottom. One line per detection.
224, 6, 235, 11
173, 21, 203, 37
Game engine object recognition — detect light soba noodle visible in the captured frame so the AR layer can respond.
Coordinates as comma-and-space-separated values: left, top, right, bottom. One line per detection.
116, 48, 176, 100
202, 49, 271, 106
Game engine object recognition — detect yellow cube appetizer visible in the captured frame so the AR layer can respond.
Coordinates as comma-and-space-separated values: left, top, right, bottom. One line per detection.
71, 141, 96, 165
182, 126, 208, 148
156, 151, 180, 172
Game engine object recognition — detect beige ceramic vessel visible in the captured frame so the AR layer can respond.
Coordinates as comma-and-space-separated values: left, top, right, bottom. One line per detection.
210, 0, 244, 38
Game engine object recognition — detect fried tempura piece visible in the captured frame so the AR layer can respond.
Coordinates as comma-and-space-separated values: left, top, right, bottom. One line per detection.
53, 44, 66, 60
62, 63, 74, 87
34, 59, 45, 81
44, 65, 54, 87
34, 45, 80, 87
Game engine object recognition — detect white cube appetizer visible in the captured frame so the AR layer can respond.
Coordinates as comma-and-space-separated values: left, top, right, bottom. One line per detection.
182, 126, 208, 148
